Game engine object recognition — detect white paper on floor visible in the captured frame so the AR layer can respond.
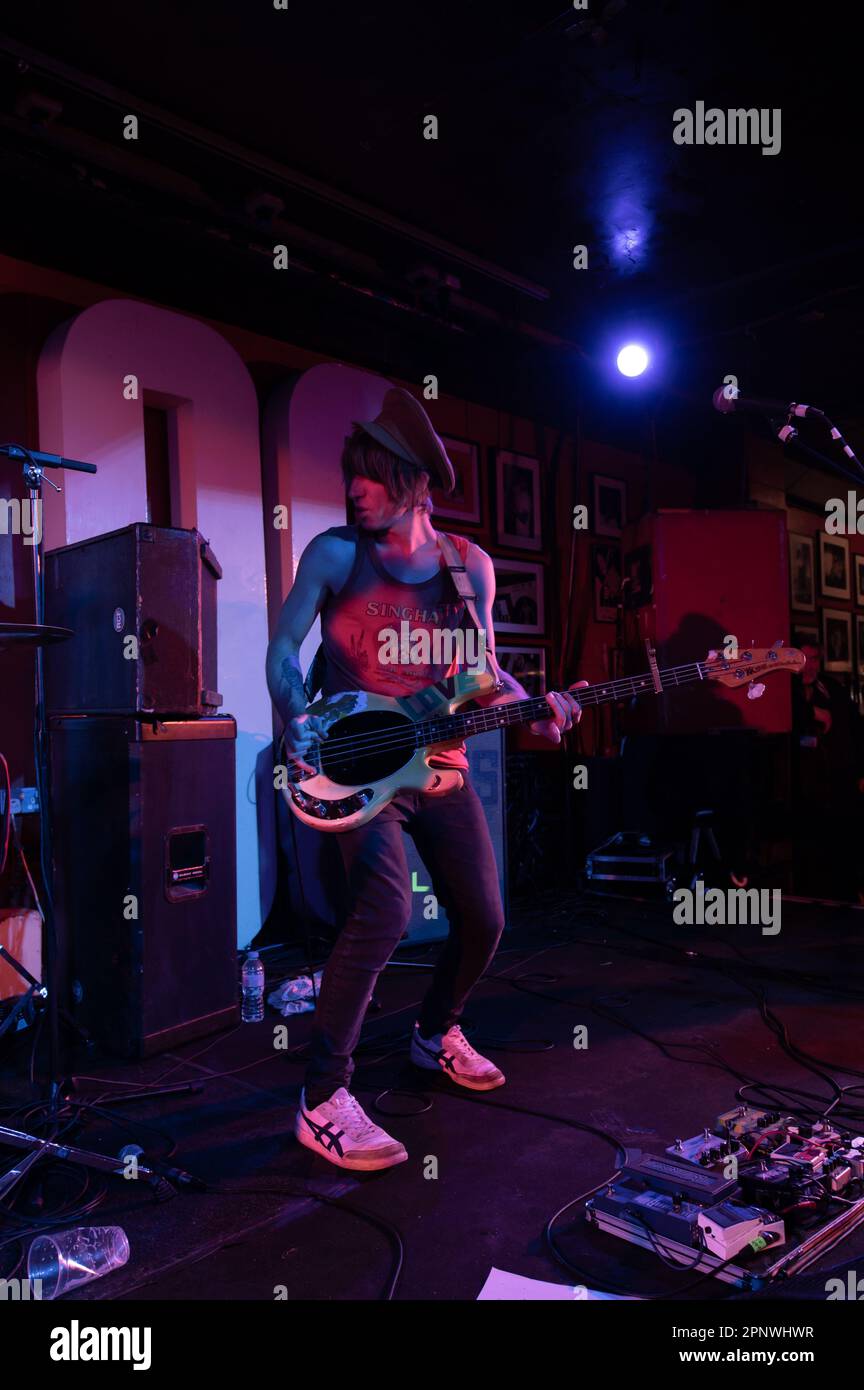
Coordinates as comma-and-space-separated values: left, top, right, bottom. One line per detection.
477, 1268, 638, 1300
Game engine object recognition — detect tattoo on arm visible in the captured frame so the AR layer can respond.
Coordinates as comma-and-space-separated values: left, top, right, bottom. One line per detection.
277, 656, 307, 720
266, 644, 309, 727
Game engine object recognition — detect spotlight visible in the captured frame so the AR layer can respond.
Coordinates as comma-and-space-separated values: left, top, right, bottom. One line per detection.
616, 344, 649, 377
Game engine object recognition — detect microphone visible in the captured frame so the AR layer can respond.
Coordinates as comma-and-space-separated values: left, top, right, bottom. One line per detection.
0, 444, 97, 473
712, 386, 821, 419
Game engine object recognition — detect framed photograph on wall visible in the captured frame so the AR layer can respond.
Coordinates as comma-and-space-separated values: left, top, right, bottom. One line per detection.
593, 475, 626, 538
819, 533, 850, 599
495, 451, 542, 551
431, 436, 482, 524
623, 544, 653, 608
496, 645, 547, 697
823, 607, 852, 672
789, 533, 816, 611
791, 624, 818, 650
855, 553, 864, 606
491, 558, 544, 634
592, 543, 623, 623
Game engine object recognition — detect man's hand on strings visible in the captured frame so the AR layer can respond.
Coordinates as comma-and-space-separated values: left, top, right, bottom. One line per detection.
284, 712, 329, 776
530, 682, 589, 744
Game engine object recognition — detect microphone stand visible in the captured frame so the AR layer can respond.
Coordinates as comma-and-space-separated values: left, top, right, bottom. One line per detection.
772, 423, 864, 486
0, 446, 180, 1204
742, 398, 864, 488
3, 446, 94, 1119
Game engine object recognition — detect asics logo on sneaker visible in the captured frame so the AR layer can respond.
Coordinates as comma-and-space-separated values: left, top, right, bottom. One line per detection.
415, 1037, 456, 1071
302, 1114, 345, 1156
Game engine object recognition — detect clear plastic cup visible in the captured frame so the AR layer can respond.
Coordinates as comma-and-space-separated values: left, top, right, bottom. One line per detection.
27, 1225, 130, 1300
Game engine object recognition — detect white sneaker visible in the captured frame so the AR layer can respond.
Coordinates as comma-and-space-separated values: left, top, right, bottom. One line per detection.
295, 1087, 408, 1171
410, 1024, 505, 1091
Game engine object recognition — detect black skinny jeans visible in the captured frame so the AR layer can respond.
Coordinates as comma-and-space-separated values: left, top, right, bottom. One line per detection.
303, 777, 505, 1107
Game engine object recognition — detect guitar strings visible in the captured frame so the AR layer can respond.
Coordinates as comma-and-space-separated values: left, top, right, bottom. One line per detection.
287, 659, 733, 775
313, 660, 706, 752
286, 652, 791, 776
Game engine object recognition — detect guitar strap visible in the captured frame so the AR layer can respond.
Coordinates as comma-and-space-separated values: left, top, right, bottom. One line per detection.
435, 530, 505, 688
435, 530, 482, 630
303, 527, 502, 701
303, 639, 328, 704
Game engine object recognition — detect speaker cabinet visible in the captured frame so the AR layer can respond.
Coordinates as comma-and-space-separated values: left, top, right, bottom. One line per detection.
44, 524, 222, 716
49, 715, 238, 1057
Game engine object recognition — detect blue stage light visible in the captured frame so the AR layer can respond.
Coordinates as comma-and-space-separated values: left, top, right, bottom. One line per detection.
616, 344, 649, 377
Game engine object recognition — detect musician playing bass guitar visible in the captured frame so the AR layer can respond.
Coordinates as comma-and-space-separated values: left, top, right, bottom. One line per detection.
265, 389, 585, 1171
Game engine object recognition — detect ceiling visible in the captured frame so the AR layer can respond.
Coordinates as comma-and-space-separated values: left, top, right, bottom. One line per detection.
0, 0, 861, 451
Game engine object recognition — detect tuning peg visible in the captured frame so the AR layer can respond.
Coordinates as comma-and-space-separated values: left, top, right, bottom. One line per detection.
747, 681, 766, 700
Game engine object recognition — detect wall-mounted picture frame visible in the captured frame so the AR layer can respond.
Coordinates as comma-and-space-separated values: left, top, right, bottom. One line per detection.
789, 532, 816, 611
496, 645, 547, 698
491, 558, 544, 634
791, 624, 818, 649
593, 474, 626, 538
823, 607, 852, 672
819, 533, 850, 599
623, 544, 653, 608
592, 543, 623, 623
431, 436, 482, 524
854, 553, 864, 606
495, 450, 542, 551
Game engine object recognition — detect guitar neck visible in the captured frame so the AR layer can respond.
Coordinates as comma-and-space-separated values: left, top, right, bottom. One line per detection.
418, 660, 708, 744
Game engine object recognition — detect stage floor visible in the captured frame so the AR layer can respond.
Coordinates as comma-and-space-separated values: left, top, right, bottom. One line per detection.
2, 893, 863, 1302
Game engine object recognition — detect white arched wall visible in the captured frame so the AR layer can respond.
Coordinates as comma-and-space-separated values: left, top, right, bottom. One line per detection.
37, 298, 272, 945
262, 361, 394, 660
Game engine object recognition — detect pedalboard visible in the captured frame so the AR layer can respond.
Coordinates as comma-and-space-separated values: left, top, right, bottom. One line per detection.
586, 1105, 864, 1288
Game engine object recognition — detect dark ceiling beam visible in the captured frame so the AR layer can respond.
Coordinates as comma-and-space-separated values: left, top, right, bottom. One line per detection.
0, 31, 551, 303
656, 238, 864, 317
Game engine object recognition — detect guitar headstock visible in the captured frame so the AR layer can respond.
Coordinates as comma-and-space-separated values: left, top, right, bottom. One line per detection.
702, 641, 805, 695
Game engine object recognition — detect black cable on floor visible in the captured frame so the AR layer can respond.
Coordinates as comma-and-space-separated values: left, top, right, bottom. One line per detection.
6, 906, 859, 1303
205, 1180, 404, 1300
491, 928, 864, 1126
382, 1079, 756, 1300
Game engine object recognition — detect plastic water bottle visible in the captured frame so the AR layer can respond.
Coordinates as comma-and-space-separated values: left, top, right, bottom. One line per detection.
241, 951, 265, 1022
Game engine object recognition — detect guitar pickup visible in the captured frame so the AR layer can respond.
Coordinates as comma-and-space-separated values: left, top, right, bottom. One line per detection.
291, 788, 374, 819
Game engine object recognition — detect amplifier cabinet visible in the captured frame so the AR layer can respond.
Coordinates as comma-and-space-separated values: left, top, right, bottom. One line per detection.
49, 714, 238, 1057
45, 524, 222, 716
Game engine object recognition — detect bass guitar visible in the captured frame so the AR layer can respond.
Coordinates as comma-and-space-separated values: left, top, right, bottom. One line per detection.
279, 642, 804, 832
